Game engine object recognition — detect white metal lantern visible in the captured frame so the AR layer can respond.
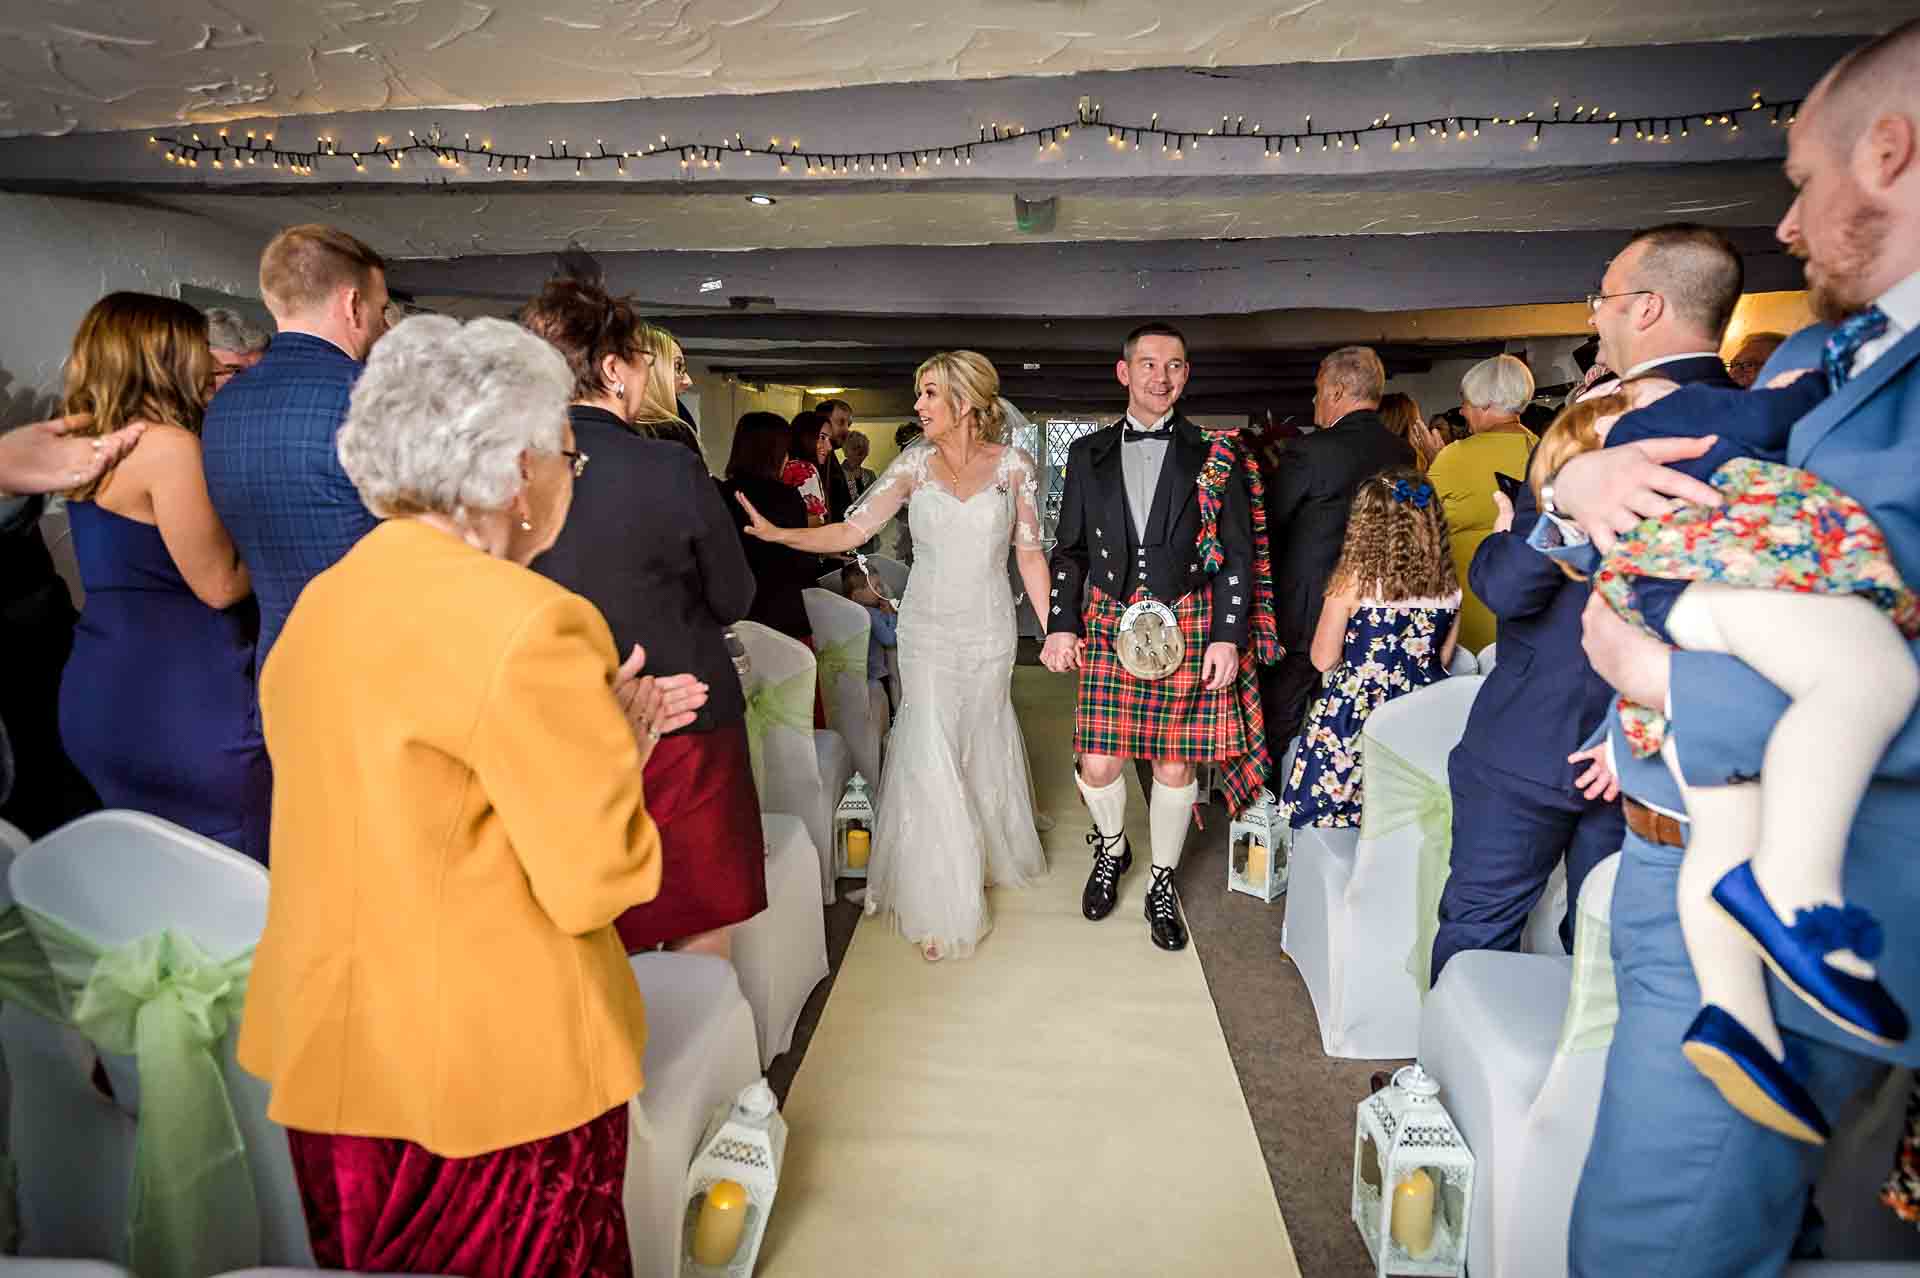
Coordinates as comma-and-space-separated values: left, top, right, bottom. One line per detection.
1227, 787, 1288, 902
1351, 1063, 1475, 1278
833, 773, 874, 880
682, 1078, 788, 1276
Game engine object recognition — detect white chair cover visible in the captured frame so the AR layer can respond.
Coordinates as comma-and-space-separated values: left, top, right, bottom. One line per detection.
801, 589, 885, 789
1476, 642, 1498, 673
733, 622, 851, 904
622, 953, 761, 1278
0, 822, 27, 858
861, 554, 910, 603
1418, 853, 1619, 1278
3, 812, 312, 1271
730, 816, 828, 1066
1282, 676, 1483, 1058
1520, 861, 1570, 957
1446, 646, 1479, 677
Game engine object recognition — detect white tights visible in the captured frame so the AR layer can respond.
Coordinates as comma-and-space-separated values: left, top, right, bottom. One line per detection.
1664, 583, 1918, 1060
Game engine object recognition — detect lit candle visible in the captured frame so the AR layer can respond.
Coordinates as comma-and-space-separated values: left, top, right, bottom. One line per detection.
845, 828, 871, 869
1390, 1167, 1436, 1257
1246, 839, 1268, 883
691, 1179, 748, 1267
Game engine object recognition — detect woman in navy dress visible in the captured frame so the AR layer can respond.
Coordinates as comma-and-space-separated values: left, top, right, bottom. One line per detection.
1281, 469, 1461, 828
57, 293, 267, 861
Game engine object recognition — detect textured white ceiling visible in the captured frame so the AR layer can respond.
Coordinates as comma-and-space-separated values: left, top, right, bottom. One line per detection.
143, 162, 1792, 258
0, 0, 1888, 137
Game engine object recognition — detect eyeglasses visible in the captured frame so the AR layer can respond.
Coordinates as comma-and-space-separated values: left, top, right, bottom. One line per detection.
1586, 289, 1657, 312
561, 449, 590, 477
1727, 358, 1768, 374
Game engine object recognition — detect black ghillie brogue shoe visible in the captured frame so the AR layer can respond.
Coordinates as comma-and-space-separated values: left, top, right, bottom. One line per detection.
1081, 829, 1132, 921
1145, 865, 1188, 952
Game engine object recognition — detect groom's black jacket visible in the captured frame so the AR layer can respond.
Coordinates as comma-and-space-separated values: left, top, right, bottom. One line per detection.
1046, 414, 1254, 647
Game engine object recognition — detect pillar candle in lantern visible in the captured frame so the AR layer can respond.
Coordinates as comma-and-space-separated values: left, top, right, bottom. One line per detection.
1246, 839, 1268, 883
691, 1179, 749, 1267
1390, 1167, 1436, 1257
846, 828, 871, 869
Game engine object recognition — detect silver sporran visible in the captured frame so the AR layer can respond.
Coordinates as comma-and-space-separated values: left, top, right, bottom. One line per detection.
1115, 598, 1184, 681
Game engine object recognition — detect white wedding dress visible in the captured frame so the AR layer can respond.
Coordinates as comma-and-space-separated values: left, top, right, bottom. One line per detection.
846, 440, 1049, 958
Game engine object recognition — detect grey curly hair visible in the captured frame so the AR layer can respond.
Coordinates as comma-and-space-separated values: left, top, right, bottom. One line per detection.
337, 315, 571, 519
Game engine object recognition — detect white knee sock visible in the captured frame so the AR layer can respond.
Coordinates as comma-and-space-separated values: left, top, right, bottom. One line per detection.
1076, 771, 1128, 846
1150, 779, 1200, 872
1664, 739, 1783, 1061
1666, 584, 1915, 976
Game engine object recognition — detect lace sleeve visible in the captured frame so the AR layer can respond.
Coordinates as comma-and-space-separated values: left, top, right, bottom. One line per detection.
1007, 446, 1043, 550
847, 442, 925, 537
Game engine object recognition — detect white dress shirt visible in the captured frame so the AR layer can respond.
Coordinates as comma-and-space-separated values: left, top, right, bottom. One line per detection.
1850, 268, 1920, 377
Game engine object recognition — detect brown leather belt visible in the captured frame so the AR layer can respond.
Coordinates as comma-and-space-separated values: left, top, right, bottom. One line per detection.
1622, 797, 1687, 849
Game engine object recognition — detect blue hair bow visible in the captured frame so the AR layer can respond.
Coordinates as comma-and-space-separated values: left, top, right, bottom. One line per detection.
1391, 478, 1434, 508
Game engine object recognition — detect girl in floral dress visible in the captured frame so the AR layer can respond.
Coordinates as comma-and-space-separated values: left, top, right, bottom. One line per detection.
1531, 369, 1917, 1145
1280, 468, 1461, 828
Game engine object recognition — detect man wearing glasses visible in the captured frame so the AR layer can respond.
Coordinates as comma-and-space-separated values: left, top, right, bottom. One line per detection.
1725, 330, 1789, 387
1579, 224, 1747, 401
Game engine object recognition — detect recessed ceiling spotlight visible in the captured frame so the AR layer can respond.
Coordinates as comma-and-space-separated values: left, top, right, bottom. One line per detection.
746, 194, 777, 206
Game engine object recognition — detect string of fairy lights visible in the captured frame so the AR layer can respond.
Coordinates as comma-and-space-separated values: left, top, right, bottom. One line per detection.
145, 90, 1802, 179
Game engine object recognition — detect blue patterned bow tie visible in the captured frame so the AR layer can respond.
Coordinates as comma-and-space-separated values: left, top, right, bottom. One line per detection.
1823, 304, 1890, 391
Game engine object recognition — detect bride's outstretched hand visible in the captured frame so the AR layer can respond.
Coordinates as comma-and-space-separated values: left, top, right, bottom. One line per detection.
734, 491, 785, 543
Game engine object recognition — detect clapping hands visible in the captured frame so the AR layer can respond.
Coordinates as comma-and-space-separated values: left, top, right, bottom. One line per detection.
613, 644, 709, 764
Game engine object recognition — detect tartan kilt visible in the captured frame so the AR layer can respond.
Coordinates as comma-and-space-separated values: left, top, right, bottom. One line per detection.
1075, 586, 1251, 763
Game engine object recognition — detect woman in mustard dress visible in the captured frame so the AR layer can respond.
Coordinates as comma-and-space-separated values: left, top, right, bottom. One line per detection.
1426, 354, 1539, 653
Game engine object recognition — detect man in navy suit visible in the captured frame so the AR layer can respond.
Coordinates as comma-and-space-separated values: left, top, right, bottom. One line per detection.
203, 224, 391, 667
1553, 20, 1920, 1273
1430, 224, 1745, 982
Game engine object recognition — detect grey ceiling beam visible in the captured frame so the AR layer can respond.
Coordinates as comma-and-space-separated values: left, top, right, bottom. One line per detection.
394, 225, 1801, 319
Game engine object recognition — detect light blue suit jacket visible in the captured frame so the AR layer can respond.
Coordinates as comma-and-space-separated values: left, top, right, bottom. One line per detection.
1610, 320, 1920, 1065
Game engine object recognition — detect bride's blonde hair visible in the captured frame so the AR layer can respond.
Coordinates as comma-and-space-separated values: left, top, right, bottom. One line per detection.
914, 350, 1007, 443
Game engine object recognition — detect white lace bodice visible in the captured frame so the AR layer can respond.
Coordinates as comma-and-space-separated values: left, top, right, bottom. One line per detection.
847, 440, 1042, 646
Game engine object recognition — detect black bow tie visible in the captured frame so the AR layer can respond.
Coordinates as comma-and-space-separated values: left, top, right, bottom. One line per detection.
1123, 425, 1172, 442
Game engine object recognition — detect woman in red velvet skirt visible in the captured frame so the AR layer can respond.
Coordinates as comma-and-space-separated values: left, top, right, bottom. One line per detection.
522, 277, 768, 958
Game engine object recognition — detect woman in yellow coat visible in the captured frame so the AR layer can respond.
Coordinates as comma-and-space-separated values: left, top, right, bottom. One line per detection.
1426, 354, 1538, 654
238, 315, 709, 1277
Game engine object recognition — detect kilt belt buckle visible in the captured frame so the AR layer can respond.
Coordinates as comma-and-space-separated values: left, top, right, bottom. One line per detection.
1116, 597, 1183, 682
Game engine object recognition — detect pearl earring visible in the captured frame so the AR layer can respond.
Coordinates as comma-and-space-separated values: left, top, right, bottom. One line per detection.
614, 381, 626, 398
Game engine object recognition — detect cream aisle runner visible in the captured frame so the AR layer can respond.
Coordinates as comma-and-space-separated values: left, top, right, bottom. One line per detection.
760, 666, 1300, 1277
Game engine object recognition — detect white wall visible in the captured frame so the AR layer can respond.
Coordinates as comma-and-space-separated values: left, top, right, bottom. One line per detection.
0, 193, 272, 428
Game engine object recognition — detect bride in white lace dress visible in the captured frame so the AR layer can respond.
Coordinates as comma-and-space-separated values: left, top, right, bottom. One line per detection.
735, 352, 1053, 959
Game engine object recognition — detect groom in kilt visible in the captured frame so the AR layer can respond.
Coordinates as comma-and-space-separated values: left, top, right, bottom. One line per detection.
1042, 322, 1277, 951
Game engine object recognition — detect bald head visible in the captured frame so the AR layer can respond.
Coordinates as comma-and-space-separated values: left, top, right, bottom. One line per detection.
1813, 16, 1920, 148
1778, 17, 1920, 320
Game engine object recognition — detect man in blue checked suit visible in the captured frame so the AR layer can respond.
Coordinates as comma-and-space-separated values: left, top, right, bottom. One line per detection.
1549, 20, 1920, 1274
203, 224, 391, 667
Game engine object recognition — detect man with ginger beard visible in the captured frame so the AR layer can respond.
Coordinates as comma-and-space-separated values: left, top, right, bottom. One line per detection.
1546, 19, 1920, 1273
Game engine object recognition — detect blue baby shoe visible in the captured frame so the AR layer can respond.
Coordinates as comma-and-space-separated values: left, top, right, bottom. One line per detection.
1682, 1005, 1829, 1145
1714, 860, 1910, 1047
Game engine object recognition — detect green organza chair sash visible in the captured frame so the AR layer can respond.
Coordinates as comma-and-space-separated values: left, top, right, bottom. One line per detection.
1556, 878, 1620, 1056
812, 633, 868, 711
1357, 736, 1455, 997
0, 903, 258, 1278
742, 668, 818, 796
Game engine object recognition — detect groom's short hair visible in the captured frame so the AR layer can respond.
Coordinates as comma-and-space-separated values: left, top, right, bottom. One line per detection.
1123, 321, 1188, 361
